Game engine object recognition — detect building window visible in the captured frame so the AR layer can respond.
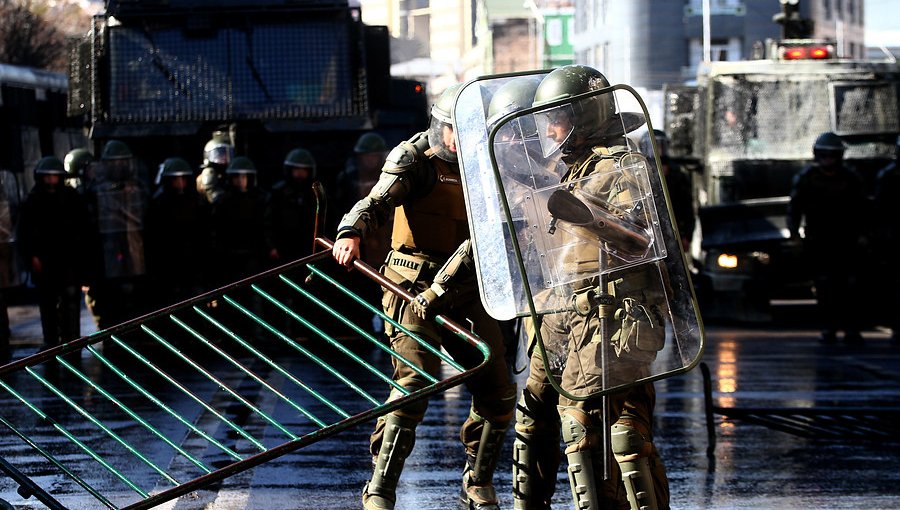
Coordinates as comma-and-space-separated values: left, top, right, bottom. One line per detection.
684, 0, 745, 16
688, 37, 742, 69
823, 0, 832, 20
547, 17, 564, 46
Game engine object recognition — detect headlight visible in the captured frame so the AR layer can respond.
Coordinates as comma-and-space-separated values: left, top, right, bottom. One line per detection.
717, 253, 739, 269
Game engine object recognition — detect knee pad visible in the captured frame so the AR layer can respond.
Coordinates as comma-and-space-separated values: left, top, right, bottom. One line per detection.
611, 418, 659, 510
368, 413, 417, 503
559, 406, 597, 453
559, 406, 603, 510
610, 418, 652, 461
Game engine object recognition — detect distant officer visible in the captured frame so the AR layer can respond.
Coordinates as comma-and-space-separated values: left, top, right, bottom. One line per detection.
0, 168, 24, 362
196, 130, 234, 205
874, 135, 900, 344
145, 157, 210, 307
639, 130, 694, 253
332, 84, 516, 510
265, 148, 318, 264
212, 156, 269, 284
788, 132, 866, 344
334, 132, 390, 265
17, 156, 94, 349
84, 140, 150, 330
333, 133, 391, 336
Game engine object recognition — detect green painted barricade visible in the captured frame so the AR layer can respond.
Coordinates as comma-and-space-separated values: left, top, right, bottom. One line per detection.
0, 238, 491, 509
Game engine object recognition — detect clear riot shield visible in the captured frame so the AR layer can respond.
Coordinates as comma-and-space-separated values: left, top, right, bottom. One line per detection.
93, 159, 148, 278
455, 74, 704, 400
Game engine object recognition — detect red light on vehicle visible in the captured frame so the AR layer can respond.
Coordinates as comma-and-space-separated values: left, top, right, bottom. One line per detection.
782, 47, 807, 59
809, 46, 830, 59
414, 83, 423, 93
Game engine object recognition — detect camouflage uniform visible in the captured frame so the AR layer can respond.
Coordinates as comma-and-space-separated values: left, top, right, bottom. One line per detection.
517, 147, 669, 510
336, 123, 516, 509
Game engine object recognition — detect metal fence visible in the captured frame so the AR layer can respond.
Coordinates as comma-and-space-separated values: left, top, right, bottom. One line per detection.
0, 239, 490, 509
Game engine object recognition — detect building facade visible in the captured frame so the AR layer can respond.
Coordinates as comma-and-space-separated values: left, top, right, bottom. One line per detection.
571, 0, 866, 90
360, 0, 575, 98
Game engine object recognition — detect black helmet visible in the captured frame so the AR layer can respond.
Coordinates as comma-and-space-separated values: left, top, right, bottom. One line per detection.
532, 65, 617, 157
34, 156, 66, 176
427, 83, 463, 163
204, 131, 234, 167
284, 147, 316, 180
101, 140, 133, 161
284, 148, 315, 167
353, 133, 387, 154
487, 75, 543, 139
155, 157, 193, 191
226, 156, 257, 175
64, 148, 93, 179
813, 131, 845, 159
159, 157, 193, 178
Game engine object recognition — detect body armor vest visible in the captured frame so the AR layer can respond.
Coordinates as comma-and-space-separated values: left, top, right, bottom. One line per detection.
391, 154, 468, 258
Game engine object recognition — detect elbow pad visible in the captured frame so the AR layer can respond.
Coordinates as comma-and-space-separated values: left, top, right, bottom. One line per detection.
432, 239, 474, 291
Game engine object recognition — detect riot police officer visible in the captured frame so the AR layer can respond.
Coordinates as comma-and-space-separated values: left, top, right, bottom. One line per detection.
84, 140, 150, 330
639, 130, 694, 253
0, 166, 23, 362
873, 135, 900, 344
265, 148, 318, 263
332, 84, 516, 510
514, 65, 669, 510
196, 130, 234, 205
333, 133, 391, 336
17, 156, 94, 350
333, 133, 390, 266
145, 157, 210, 307
788, 132, 866, 344
212, 156, 269, 284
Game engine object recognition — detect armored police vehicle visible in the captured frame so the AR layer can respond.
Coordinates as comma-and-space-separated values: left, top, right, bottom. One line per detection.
664, 28, 900, 321
68, 0, 428, 189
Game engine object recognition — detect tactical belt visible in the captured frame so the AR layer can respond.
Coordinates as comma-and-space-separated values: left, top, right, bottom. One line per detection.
569, 268, 655, 316
385, 249, 443, 283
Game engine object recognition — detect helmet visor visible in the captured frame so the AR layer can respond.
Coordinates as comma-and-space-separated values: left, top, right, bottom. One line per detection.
206, 145, 234, 166
427, 115, 457, 163
534, 104, 576, 158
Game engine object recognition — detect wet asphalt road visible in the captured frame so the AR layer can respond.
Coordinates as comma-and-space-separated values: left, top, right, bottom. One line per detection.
2, 302, 900, 510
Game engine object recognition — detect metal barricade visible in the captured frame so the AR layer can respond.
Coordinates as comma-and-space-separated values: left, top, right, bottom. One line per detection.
0, 238, 491, 509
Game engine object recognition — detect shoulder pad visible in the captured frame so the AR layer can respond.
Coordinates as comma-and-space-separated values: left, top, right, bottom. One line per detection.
383, 132, 430, 175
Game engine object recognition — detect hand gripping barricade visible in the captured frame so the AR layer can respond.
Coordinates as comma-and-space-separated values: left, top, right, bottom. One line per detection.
0, 237, 493, 509
453, 72, 705, 509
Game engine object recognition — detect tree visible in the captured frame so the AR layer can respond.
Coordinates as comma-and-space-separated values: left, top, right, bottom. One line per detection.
0, 0, 71, 72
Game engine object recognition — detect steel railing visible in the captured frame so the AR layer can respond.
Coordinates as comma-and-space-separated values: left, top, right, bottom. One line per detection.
0, 238, 491, 509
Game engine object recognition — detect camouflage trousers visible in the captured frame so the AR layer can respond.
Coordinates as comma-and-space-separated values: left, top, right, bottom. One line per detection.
518, 310, 669, 510
370, 252, 516, 458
